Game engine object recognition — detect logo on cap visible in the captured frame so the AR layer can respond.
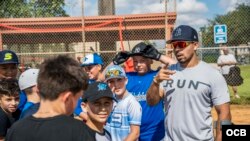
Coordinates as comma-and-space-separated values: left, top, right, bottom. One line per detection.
105, 69, 123, 78
174, 28, 182, 37
4, 53, 13, 61
134, 47, 141, 53
83, 57, 88, 62
98, 83, 107, 91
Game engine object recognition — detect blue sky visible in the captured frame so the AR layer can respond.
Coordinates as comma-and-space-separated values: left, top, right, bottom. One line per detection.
65, 0, 249, 30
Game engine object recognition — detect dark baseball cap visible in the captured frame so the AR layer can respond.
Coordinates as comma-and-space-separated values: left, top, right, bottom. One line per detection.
166, 25, 199, 44
130, 42, 152, 57
0, 50, 19, 65
82, 82, 116, 102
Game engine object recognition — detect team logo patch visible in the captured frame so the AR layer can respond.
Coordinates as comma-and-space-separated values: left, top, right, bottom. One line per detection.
174, 28, 182, 37
4, 53, 13, 61
98, 83, 107, 91
105, 69, 122, 78
134, 47, 141, 53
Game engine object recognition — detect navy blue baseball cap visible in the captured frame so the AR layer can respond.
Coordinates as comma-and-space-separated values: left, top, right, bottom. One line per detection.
82, 82, 116, 102
130, 42, 147, 56
166, 25, 198, 44
0, 50, 19, 65
81, 53, 103, 67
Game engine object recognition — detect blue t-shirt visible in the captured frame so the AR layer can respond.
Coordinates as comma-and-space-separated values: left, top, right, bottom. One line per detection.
18, 91, 27, 111
19, 102, 40, 119
126, 70, 165, 141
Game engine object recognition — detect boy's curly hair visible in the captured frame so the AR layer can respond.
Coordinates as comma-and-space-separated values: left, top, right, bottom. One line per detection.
0, 78, 20, 96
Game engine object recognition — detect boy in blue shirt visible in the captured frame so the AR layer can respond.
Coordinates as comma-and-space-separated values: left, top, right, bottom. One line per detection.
112, 42, 176, 141
18, 69, 40, 119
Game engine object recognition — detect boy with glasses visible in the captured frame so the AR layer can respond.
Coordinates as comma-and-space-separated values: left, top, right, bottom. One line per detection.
146, 25, 232, 141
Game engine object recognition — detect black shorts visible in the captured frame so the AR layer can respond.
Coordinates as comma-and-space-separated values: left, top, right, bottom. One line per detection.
223, 74, 243, 86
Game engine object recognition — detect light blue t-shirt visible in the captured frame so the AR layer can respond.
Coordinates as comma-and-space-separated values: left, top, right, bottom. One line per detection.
126, 70, 165, 141
105, 93, 142, 141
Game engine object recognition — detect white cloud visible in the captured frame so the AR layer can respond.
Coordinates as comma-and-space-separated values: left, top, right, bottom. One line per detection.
175, 0, 208, 30
219, 0, 250, 12
65, 0, 98, 16
116, 0, 164, 14
177, 0, 208, 14
65, 0, 209, 30
131, 3, 164, 14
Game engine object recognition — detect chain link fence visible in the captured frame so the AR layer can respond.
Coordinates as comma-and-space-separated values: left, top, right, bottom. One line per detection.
0, 1, 249, 75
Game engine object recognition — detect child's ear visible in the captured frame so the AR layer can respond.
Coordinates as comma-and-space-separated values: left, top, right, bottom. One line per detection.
97, 64, 102, 71
61, 91, 71, 103
81, 102, 87, 112
125, 78, 128, 85
193, 42, 199, 50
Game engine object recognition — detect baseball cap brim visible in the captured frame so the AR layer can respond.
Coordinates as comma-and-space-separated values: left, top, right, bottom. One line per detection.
0, 61, 19, 65
166, 38, 197, 44
81, 63, 102, 67
130, 52, 144, 56
105, 76, 126, 82
88, 95, 117, 102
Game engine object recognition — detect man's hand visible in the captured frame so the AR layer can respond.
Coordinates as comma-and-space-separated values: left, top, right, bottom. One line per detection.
113, 51, 131, 65
142, 45, 161, 60
153, 65, 175, 85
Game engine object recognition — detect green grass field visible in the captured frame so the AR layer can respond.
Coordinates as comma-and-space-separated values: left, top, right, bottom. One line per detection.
230, 65, 250, 105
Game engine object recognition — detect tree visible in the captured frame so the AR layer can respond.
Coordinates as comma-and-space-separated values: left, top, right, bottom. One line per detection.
0, 0, 68, 18
200, 4, 250, 47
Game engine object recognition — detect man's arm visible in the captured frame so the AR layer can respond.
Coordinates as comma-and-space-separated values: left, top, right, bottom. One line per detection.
218, 62, 237, 67
146, 78, 164, 106
214, 102, 232, 141
158, 55, 177, 66
147, 66, 175, 106
124, 125, 140, 141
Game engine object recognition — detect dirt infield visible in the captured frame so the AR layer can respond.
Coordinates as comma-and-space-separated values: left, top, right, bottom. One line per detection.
212, 104, 250, 124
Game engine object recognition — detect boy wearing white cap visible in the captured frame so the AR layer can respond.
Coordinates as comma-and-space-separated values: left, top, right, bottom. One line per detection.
18, 69, 40, 119
104, 65, 142, 141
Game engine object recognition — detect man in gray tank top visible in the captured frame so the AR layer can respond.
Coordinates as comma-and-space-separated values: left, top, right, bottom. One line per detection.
146, 25, 232, 141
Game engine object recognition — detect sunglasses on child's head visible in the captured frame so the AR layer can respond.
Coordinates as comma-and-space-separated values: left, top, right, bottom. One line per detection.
171, 41, 194, 48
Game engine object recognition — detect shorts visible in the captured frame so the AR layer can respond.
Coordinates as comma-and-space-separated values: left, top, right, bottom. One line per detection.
223, 74, 243, 86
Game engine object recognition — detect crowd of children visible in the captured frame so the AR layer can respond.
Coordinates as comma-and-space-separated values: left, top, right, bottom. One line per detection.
0, 24, 232, 141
